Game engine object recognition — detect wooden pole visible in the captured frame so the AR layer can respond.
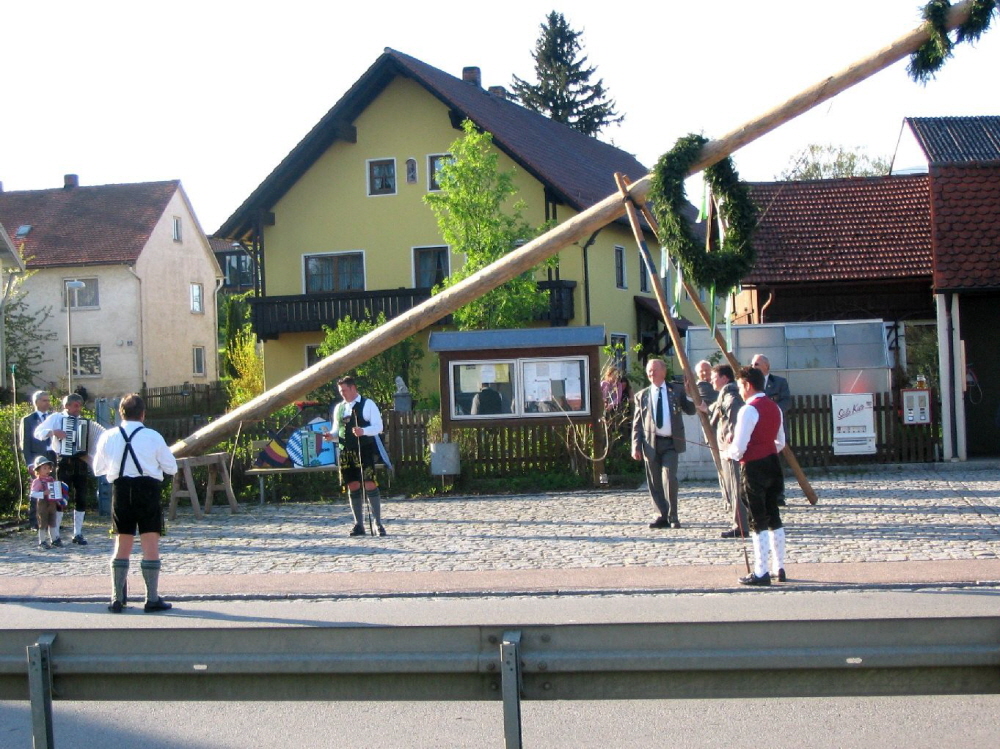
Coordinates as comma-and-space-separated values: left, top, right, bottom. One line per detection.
172, 1, 981, 458
629, 195, 820, 505
613, 174, 723, 475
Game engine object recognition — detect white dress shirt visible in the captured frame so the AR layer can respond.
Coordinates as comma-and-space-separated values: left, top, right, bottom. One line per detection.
653, 384, 672, 437
92, 420, 178, 481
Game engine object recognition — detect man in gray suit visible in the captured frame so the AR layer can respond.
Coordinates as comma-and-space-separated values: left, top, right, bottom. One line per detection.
751, 354, 791, 504
632, 358, 696, 529
19, 390, 55, 530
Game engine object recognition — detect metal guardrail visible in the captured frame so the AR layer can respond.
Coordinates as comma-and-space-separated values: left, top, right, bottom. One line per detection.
2, 617, 999, 748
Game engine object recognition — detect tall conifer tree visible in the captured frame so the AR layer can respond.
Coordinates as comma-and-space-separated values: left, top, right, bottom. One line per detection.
511, 11, 623, 137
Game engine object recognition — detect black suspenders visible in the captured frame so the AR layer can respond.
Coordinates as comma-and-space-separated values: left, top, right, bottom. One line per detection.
118, 426, 146, 478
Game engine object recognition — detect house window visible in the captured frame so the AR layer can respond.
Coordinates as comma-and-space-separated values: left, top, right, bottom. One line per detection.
614, 246, 626, 289
305, 344, 323, 368
405, 158, 417, 184
172, 216, 182, 241
63, 278, 99, 309
222, 251, 254, 288
414, 246, 449, 287
428, 154, 452, 191
609, 333, 629, 372
367, 158, 396, 196
16, 224, 31, 238
304, 252, 365, 293
67, 345, 101, 377
190, 283, 204, 313
639, 254, 650, 292
192, 346, 206, 376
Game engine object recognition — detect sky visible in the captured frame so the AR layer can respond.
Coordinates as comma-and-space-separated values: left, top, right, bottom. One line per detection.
3, 0, 998, 234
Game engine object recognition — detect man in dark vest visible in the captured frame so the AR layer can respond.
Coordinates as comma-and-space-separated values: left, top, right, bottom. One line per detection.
727, 365, 787, 586
327, 376, 386, 536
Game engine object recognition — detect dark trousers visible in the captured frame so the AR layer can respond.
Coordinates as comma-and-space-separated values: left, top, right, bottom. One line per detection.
644, 436, 679, 522
740, 453, 784, 533
57, 457, 89, 512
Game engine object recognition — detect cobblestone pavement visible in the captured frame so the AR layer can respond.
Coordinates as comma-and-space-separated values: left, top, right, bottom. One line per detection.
1, 465, 998, 580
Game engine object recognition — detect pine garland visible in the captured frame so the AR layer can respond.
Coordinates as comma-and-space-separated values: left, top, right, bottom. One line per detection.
909, 0, 997, 82
649, 134, 757, 293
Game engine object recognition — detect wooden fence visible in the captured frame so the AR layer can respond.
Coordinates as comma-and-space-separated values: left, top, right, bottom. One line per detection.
142, 381, 226, 416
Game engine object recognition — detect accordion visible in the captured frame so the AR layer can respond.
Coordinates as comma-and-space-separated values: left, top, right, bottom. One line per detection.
58, 415, 91, 457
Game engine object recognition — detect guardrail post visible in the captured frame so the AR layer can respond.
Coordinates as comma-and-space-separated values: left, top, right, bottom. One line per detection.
27, 633, 57, 749
501, 630, 523, 749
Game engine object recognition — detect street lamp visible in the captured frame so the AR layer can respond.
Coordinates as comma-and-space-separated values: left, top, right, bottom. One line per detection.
65, 280, 86, 394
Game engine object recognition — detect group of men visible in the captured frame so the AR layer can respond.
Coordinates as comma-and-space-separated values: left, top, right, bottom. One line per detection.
632, 354, 792, 587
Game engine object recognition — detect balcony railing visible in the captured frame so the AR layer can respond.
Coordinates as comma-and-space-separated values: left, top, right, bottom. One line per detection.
250, 280, 576, 340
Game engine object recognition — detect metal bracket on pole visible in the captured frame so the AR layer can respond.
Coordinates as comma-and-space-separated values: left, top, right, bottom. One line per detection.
500, 630, 523, 749
27, 633, 57, 749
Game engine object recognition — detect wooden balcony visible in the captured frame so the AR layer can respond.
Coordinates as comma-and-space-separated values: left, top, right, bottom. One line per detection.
249, 280, 576, 340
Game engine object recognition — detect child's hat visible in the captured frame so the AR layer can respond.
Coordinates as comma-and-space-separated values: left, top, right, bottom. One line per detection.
30, 455, 54, 473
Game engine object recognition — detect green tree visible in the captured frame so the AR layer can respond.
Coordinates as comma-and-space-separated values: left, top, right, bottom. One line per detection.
3, 284, 57, 394
219, 291, 253, 378
224, 324, 264, 408
511, 11, 623, 136
778, 144, 891, 180
424, 119, 548, 330
312, 313, 422, 408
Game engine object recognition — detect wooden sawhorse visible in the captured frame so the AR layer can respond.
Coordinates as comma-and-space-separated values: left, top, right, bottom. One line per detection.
168, 452, 239, 520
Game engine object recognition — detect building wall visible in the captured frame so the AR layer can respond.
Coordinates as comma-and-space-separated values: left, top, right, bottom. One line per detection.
136, 190, 221, 388
960, 294, 1000, 456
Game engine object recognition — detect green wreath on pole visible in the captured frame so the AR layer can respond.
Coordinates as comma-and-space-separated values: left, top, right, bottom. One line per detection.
649, 133, 757, 293
909, 0, 997, 83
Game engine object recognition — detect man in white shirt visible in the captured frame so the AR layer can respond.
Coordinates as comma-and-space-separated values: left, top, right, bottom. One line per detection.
92, 393, 177, 613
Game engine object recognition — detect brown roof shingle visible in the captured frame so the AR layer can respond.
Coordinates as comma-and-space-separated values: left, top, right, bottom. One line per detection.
930, 163, 1000, 291
744, 175, 932, 285
0, 180, 179, 268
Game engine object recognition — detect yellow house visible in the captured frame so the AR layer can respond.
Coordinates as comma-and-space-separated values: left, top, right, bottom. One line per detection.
218, 48, 707, 398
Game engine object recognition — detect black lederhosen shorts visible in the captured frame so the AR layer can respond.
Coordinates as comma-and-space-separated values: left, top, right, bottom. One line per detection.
339, 440, 377, 485
111, 476, 164, 535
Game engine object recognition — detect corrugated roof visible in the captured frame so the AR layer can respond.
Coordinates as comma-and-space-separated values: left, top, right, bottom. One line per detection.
744, 175, 932, 285
218, 49, 690, 238
428, 325, 606, 352
906, 116, 1000, 165
0, 181, 179, 268
930, 163, 1000, 291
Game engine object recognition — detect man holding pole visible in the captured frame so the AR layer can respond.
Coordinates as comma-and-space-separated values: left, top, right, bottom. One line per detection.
327, 376, 386, 537
632, 358, 696, 530
727, 366, 787, 586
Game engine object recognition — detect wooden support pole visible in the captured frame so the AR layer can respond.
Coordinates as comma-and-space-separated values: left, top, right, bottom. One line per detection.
614, 174, 722, 476
171, 1, 981, 458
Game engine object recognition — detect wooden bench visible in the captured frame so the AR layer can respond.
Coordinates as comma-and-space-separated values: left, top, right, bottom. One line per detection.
168, 452, 239, 520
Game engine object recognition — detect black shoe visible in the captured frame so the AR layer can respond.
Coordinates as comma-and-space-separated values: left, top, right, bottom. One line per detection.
739, 572, 771, 587
50, 538, 63, 548
349, 525, 365, 536
669, 521, 681, 529
776, 497, 787, 506
72, 535, 88, 545
144, 598, 172, 613
376, 525, 387, 537
648, 517, 670, 529
108, 600, 125, 613
776, 568, 787, 582
720, 528, 741, 538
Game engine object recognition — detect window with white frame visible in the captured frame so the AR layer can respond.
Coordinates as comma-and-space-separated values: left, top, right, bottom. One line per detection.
428, 154, 452, 191
304, 252, 365, 293
190, 283, 204, 313
63, 278, 100, 309
614, 245, 626, 289
67, 345, 101, 377
172, 216, 182, 241
414, 246, 449, 287
367, 158, 396, 196
609, 333, 629, 372
192, 346, 206, 376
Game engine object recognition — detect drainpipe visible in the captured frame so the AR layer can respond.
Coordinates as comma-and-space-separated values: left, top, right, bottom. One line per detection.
126, 265, 146, 390
580, 230, 601, 326
213, 276, 224, 379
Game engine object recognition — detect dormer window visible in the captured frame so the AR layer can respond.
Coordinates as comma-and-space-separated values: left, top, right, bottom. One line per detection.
16, 225, 31, 238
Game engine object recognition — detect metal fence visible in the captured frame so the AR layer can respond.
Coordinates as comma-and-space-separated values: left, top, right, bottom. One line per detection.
4, 615, 999, 748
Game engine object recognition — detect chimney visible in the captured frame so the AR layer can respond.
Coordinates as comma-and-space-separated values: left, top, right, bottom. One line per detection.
64, 174, 79, 189
462, 66, 481, 87
488, 85, 509, 99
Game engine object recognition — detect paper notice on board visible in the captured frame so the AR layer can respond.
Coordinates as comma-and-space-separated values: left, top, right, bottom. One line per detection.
460, 365, 480, 393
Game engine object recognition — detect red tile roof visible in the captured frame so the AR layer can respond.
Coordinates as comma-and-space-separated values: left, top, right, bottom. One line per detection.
743, 175, 932, 285
930, 163, 1000, 291
0, 180, 179, 268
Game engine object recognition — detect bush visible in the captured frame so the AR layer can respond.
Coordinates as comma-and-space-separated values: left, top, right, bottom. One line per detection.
0, 403, 33, 520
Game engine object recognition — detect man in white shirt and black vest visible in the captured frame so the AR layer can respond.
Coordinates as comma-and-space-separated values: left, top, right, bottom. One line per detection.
327, 376, 386, 537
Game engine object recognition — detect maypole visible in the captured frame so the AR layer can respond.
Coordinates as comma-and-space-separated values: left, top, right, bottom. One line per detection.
173, 0, 991, 458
